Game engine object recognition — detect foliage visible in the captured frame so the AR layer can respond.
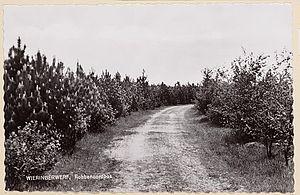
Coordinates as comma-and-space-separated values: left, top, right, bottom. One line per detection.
195, 51, 293, 165
5, 120, 61, 190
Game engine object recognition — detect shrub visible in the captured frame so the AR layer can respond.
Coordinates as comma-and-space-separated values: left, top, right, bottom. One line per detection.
89, 104, 116, 132
5, 120, 61, 190
73, 103, 90, 142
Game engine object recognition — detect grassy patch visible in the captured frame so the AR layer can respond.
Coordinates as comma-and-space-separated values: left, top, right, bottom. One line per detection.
185, 107, 294, 193
27, 108, 163, 191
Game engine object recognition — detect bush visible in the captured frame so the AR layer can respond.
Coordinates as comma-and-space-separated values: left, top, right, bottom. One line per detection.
5, 120, 61, 190
73, 103, 90, 140
89, 104, 116, 132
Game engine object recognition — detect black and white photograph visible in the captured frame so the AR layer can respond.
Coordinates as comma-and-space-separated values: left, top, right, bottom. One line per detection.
3, 3, 294, 192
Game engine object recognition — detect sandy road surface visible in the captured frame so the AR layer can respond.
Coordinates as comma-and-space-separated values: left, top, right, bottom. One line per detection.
104, 105, 235, 192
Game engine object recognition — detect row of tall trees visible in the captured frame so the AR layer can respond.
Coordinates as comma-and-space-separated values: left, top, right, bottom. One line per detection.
4, 38, 198, 190
195, 51, 293, 166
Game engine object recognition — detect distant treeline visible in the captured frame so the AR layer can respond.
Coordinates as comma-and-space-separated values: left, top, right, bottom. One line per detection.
195, 51, 293, 166
4, 38, 198, 190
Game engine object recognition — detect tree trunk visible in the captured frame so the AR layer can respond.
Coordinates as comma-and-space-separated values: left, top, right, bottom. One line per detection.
284, 147, 290, 166
266, 140, 273, 159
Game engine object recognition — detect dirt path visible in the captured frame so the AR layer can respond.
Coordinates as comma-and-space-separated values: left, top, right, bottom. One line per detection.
104, 105, 237, 192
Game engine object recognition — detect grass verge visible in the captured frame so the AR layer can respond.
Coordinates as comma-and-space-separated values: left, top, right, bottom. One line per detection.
185, 106, 294, 192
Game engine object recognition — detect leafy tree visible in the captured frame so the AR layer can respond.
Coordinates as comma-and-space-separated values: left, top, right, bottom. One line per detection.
195, 51, 293, 165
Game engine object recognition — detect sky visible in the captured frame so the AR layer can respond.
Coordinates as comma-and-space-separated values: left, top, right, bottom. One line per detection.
4, 4, 292, 85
